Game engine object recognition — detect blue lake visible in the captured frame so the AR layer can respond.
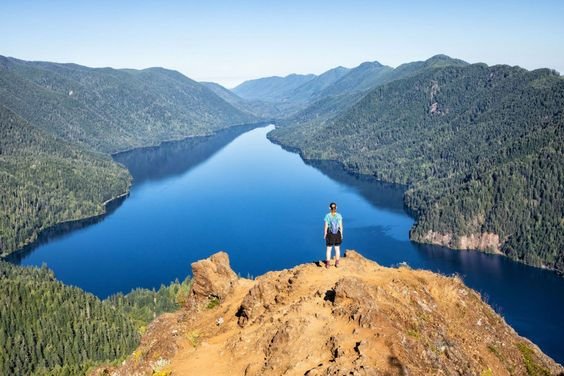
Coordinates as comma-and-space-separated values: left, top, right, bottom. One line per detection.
13, 125, 564, 364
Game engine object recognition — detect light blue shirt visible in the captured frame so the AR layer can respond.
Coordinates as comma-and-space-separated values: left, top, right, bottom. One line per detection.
324, 212, 342, 231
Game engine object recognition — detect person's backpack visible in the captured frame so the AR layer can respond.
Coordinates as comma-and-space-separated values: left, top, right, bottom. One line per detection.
330, 216, 340, 234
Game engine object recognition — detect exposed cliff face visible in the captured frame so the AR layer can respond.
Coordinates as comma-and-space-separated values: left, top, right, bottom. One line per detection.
415, 230, 502, 253
95, 251, 562, 376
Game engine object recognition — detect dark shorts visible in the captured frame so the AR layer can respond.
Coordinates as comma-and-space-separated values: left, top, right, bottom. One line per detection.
326, 230, 342, 246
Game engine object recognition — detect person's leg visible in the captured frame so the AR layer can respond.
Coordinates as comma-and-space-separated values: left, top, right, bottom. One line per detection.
334, 245, 341, 267
326, 246, 332, 267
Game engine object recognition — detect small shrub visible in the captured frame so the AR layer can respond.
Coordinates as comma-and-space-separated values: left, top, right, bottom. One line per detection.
186, 330, 200, 348
516, 343, 550, 376
407, 329, 420, 339
152, 370, 171, 376
207, 296, 220, 309
480, 368, 493, 376
487, 344, 502, 360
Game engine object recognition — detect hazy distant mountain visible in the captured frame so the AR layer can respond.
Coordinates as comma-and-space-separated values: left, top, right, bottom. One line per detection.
0, 56, 256, 153
317, 61, 393, 97
233, 56, 467, 121
201, 81, 283, 119
284, 55, 468, 126
284, 66, 351, 103
231, 61, 392, 109
232, 73, 316, 102
228, 66, 351, 114
270, 61, 564, 272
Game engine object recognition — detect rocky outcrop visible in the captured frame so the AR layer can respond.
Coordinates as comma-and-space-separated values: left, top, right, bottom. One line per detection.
418, 230, 502, 253
101, 250, 563, 376
188, 251, 239, 307
458, 232, 501, 251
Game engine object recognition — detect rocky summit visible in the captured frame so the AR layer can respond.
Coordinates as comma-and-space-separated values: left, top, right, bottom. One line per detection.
95, 251, 563, 375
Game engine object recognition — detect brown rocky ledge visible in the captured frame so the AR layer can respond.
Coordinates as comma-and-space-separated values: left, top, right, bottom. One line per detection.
93, 251, 562, 375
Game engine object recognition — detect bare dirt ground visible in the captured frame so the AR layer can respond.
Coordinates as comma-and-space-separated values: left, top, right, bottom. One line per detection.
93, 251, 563, 376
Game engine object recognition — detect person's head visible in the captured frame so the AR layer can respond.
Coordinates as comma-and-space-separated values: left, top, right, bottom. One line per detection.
329, 202, 337, 212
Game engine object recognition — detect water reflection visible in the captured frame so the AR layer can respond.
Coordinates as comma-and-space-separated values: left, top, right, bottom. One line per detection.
9, 124, 262, 264
7, 194, 127, 264
114, 123, 263, 184
305, 159, 406, 214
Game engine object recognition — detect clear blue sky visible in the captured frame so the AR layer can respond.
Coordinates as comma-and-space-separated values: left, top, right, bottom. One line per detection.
1, 0, 563, 88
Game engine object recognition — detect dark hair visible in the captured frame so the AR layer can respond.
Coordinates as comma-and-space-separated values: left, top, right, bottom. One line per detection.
329, 202, 337, 209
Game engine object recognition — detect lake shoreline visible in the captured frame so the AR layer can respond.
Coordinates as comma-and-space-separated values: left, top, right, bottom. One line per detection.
266, 129, 563, 277
5, 121, 271, 264
111, 121, 272, 158
4, 191, 130, 264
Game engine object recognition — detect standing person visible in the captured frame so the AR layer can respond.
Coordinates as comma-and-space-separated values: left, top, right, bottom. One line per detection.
324, 202, 343, 268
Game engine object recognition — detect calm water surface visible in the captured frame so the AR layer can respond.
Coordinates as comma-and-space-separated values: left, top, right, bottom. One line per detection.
15, 125, 564, 363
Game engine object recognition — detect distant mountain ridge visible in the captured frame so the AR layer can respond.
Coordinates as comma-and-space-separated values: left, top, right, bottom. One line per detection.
281, 55, 470, 126
316, 61, 392, 98
285, 65, 351, 103
201, 81, 283, 119
0, 55, 257, 153
232, 73, 316, 102
232, 55, 469, 119
232, 60, 395, 106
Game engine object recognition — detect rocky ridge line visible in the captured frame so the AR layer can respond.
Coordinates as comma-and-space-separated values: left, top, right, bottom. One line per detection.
94, 251, 563, 376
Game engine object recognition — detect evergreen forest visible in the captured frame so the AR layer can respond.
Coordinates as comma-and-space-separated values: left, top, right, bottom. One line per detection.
269, 63, 564, 272
0, 105, 130, 256
0, 261, 189, 375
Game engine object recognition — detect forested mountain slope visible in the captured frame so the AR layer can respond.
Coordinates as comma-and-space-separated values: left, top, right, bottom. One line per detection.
269, 63, 564, 272
0, 261, 138, 375
0, 56, 256, 153
316, 61, 392, 98
0, 260, 189, 375
282, 55, 469, 126
0, 55, 261, 258
0, 105, 130, 256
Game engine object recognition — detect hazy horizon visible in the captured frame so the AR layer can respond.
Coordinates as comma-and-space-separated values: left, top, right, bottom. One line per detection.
1, 0, 563, 88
